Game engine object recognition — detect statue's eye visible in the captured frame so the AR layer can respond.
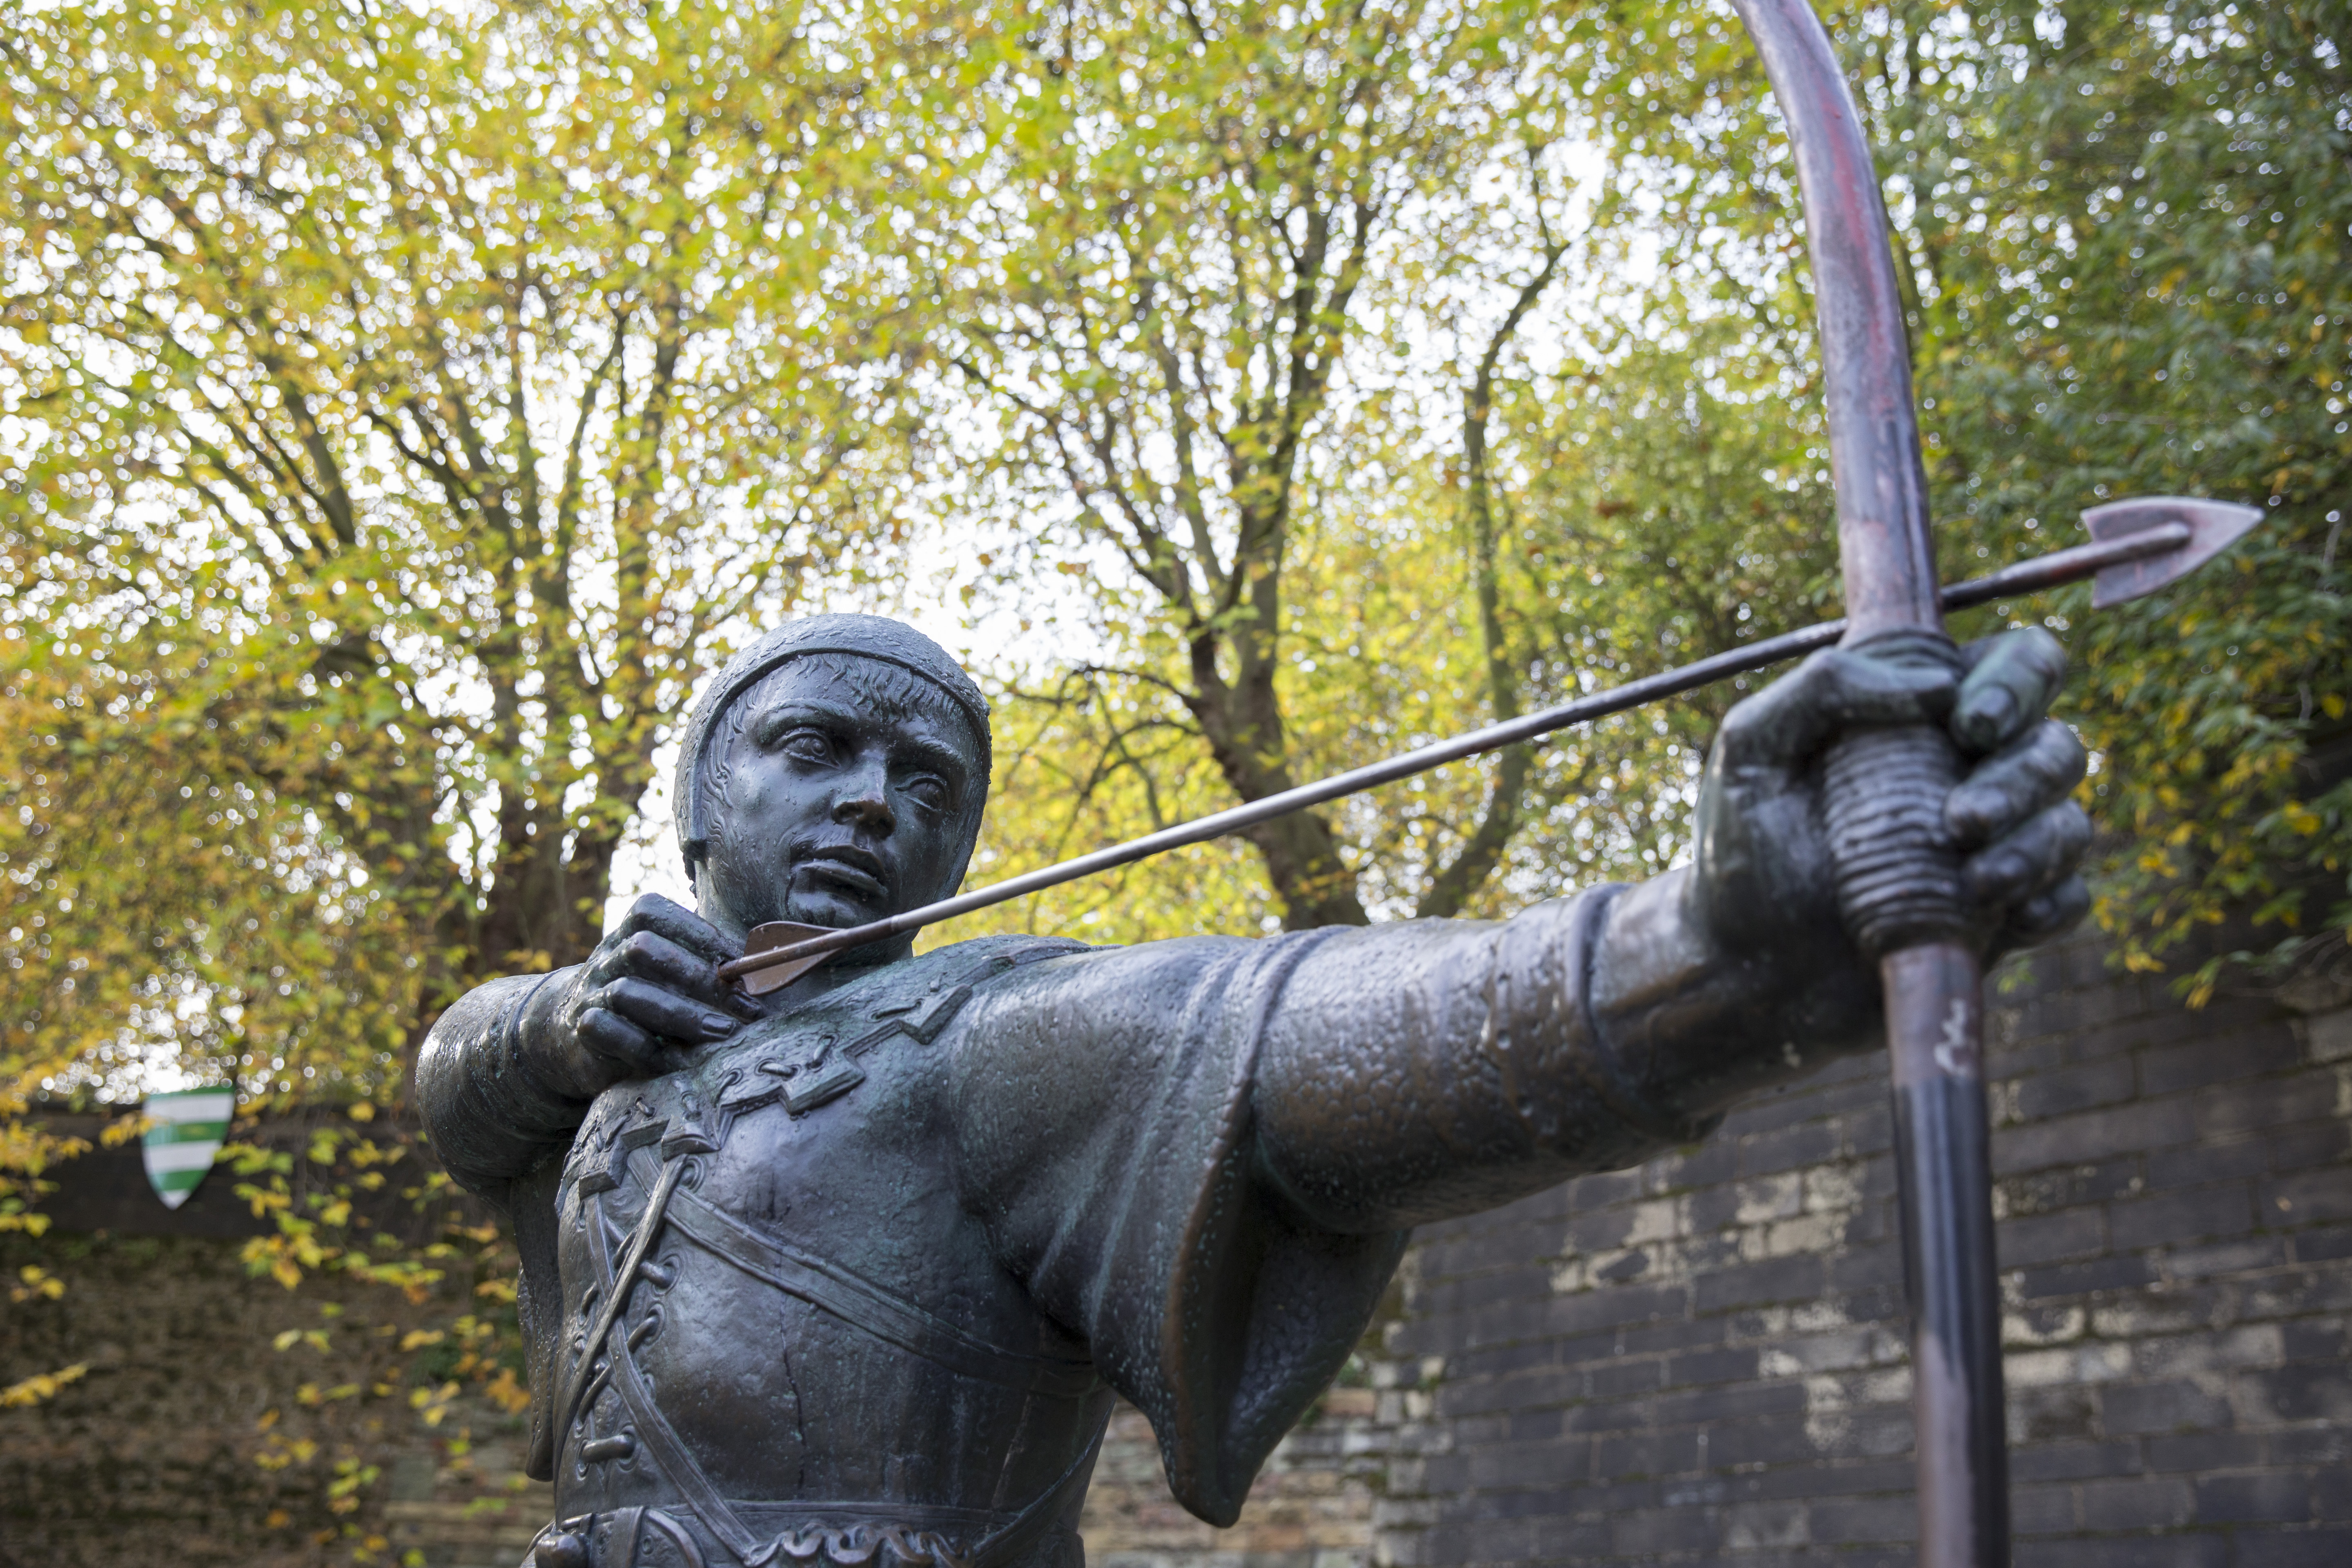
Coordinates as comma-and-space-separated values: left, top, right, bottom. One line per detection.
749, 709, 838, 761
902, 774, 949, 814
778, 728, 834, 764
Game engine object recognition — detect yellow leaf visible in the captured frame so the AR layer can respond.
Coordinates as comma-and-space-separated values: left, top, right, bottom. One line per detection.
0, 1363, 88, 1408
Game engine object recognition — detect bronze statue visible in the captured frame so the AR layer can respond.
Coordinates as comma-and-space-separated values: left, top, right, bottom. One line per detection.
417, 612, 2091, 1568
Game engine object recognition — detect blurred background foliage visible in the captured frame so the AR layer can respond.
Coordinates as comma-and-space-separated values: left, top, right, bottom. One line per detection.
1, 0, 2345, 1546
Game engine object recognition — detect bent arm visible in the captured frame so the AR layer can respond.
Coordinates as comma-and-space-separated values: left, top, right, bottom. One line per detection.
1252, 867, 1880, 1233
414, 968, 590, 1201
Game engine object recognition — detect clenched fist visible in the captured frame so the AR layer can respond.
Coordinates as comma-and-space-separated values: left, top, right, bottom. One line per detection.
1691, 626, 2092, 975
516, 895, 759, 1102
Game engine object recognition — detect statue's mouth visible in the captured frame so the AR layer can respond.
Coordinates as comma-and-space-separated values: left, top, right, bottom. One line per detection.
795, 847, 889, 902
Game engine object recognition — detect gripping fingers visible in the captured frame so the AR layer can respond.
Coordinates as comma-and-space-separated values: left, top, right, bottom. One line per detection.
612, 930, 757, 1018
1947, 719, 2088, 846
575, 1003, 668, 1080
612, 893, 740, 966
1716, 647, 1957, 769
599, 976, 744, 1047
1964, 800, 2092, 907
2007, 877, 2091, 943
1954, 628, 2067, 754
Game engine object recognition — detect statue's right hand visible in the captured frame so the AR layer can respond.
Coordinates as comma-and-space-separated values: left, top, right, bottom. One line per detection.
524, 895, 760, 1099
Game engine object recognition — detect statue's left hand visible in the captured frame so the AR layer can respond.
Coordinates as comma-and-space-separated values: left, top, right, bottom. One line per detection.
1690, 627, 2092, 970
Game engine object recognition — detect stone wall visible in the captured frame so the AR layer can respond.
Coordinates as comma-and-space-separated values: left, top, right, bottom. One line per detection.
0, 1116, 548, 1568
1372, 926, 2352, 1566
0, 1227, 549, 1568
1078, 1393, 1396, 1568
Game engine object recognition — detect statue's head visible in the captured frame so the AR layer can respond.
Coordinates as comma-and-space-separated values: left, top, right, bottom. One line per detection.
675, 615, 990, 956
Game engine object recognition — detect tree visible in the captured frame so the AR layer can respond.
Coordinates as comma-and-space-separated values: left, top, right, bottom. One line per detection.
951, 0, 2350, 995
918, 0, 1629, 929
909, 0, 1860, 943
0, 0, 935, 1454
0, 0, 922, 1120
962, 305, 1843, 945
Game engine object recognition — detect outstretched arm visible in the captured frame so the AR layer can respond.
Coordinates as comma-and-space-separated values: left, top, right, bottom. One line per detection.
1252, 630, 2090, 1234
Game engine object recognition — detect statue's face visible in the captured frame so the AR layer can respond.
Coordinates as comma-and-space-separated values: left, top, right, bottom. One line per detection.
698, 657, 983, 942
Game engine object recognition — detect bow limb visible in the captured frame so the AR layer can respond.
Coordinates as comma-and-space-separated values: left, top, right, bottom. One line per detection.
1726, 3, 2009, 1566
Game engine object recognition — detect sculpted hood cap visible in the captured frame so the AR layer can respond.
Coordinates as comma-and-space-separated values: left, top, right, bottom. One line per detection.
674, 614, 991, 875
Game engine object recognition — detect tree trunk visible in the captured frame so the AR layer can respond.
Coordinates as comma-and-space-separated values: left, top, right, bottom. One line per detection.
1183, 560, 1369, 930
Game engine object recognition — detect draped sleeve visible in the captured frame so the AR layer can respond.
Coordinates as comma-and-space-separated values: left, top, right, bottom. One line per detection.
945, 886, 1692, 1527
947, 928, 1405, 1528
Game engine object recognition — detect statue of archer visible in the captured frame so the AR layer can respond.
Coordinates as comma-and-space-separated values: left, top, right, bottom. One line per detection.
418, 612, 2090, 1568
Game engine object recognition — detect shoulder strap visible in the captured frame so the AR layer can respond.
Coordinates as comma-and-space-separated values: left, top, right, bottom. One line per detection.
575, 1158, 778, 1567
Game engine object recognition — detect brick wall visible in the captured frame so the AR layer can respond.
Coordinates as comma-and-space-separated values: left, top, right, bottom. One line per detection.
1079, 1392, 1398, 1568
0, 1228, 548, 1568
1370, 927, 2352, 1567
0, 1118, 547, 1568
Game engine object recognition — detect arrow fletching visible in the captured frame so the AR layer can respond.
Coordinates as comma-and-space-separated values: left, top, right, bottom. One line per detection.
733, 921, 842, 995
2086, 496, 2265, 609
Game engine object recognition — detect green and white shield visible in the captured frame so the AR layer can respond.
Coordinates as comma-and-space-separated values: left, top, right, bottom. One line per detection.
141, 1087, 235, 1209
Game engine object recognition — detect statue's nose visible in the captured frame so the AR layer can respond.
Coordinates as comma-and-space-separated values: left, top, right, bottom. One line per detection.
831, 762, 894, 831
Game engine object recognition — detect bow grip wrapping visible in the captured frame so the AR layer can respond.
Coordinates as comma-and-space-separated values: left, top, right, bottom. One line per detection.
1823, 722, 1967, 953
1820, 632, 1971, 959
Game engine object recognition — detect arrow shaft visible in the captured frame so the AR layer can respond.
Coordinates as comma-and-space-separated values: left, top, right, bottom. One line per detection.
716, 522, 2187, 986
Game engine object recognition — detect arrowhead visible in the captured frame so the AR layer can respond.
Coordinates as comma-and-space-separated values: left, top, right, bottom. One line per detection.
735, 921, 839, 995
2085, 496, 2265, 609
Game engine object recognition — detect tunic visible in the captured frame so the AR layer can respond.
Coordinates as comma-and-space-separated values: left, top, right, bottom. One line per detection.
417, 885, 1804, 1568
